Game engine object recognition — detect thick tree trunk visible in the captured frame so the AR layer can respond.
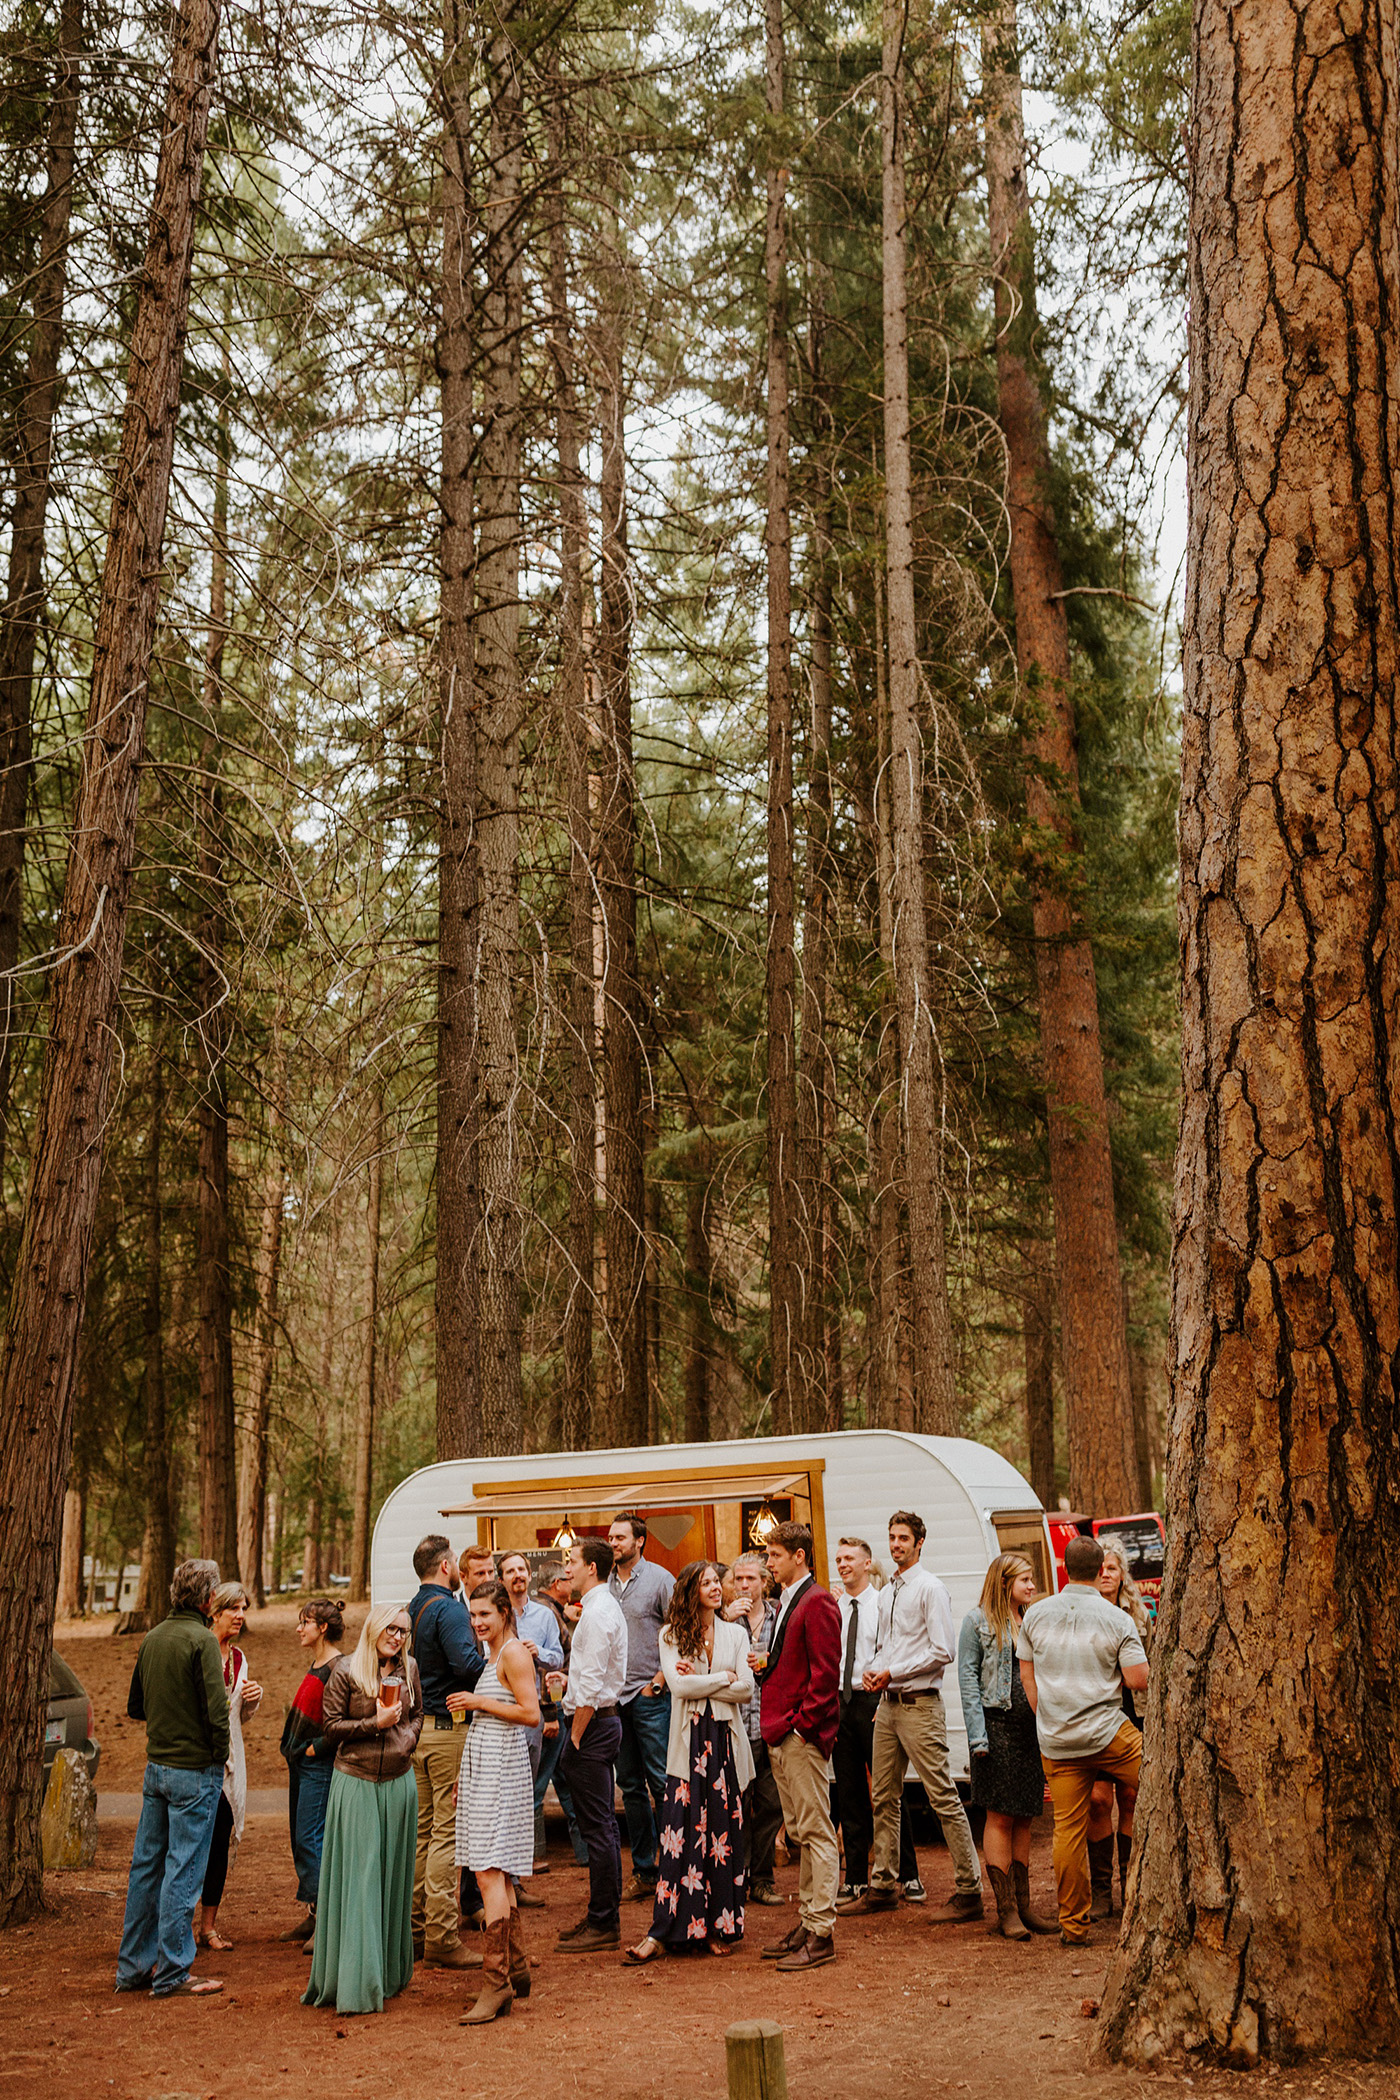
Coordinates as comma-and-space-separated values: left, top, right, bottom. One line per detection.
548, 103, 594, 1452
0, 0, 82, 1192
865, 568, 909, 1433
196, 359, 236, 1570
468, 12, 526, 1456
238, 1057, 285, 1604
682, 1128, 715, 1444
139, 1059, 175, 1621
0, 0, 221, 1924
594, 227, 647, 1446
348, 1091, 383, 1600
57, 1487, 84, 1619
1020, 1239, 1054, 1508
1123, 1278, 1153, 1508
764, 0, 807, 1438
435, 0, 479, 1460
798, 468, 834, 1431
983, 0, 1136, 1512
880, 0, 957, 1434
1098, 0, 1400, 2065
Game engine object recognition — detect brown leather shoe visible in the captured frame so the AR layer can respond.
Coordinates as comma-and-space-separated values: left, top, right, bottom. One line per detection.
776, 1932, 834, 1970
621, 1874, 657, 1902
838, 1888, 900, 1915
554, 1923, 621, 1953
425, 1939, 483, 1969
514, 1884, 548, 1910
927, 1889, 984, 1923
761, 1921, 809, 1960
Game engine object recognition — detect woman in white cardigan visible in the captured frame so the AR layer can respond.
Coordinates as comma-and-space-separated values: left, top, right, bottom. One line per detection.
197, 1581, 263, 1951
624, 1561, 753, 1965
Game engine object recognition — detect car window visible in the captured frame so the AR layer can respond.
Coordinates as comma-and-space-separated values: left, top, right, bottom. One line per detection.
48, 1653, 82, 1701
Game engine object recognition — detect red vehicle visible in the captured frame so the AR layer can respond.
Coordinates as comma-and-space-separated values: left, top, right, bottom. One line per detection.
1047, 1511, 1166, 1616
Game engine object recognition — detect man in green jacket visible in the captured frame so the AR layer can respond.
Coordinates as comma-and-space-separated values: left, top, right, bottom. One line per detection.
115, 1559, 230, 1998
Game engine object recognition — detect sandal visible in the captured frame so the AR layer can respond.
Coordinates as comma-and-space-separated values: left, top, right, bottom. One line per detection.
707, 1938, 736, 1957
623, 1938, 666, 1966
201, 1932, 235, 1951
154, 1978, 224, 1997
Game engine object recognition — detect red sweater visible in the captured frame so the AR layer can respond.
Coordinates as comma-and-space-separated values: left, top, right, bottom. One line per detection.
759, 1578, 841, 1758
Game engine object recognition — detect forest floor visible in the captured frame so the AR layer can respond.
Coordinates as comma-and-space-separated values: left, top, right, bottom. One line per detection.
9, 1614, 1387, 2100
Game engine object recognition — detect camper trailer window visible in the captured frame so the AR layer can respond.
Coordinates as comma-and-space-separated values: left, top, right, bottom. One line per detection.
989, 1511, 1052, 1599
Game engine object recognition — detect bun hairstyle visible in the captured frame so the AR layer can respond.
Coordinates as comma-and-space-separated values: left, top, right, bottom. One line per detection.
299, 1597, 345, 1642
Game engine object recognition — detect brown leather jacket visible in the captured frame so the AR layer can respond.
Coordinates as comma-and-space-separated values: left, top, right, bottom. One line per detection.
323, 1654, 424, 1781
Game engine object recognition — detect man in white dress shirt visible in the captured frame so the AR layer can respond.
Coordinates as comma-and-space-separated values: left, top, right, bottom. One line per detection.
549, 1538, 628, 1952
842, 1511, 984, 1921
832, 1538, 921, 1902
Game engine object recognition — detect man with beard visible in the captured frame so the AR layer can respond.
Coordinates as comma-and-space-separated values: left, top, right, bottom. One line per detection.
408, 1534, 484, 1966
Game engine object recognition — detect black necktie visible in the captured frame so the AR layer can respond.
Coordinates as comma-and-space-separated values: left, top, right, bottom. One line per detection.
842, 1597, 860, 1695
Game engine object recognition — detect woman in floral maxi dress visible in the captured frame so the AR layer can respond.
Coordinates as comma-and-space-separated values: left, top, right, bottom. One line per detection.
624, 1561, 754, 1963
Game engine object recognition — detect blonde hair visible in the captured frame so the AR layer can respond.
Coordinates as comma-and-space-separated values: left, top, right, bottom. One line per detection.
209, 1580, 249, 1617
1096, 1535, 1152, 1642
348, 1602, 410, 1699
978, 1553, 1035, 1649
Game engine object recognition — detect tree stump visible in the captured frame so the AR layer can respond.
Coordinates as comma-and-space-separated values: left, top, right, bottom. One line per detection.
40, 1749, 97, 1869
726, 2019, 788, 2100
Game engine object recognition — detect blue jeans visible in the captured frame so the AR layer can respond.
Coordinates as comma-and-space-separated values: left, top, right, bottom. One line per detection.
116, 1762, 224, 1994
615, 1688, 671, 1881
534, 1722, 587, 1863
288, 1751, 335, 1906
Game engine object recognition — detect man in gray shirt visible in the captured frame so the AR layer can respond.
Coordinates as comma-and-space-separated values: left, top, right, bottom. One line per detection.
607, 1513, 674, 1899
1018, 1533, 1150, 1945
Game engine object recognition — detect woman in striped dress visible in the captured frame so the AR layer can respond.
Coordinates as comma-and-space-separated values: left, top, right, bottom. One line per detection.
446, 1579, 540, 2024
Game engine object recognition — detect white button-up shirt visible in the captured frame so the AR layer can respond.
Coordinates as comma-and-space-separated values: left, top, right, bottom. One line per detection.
562, 1582, 628, 1714
872, 1561, 956, 1691
837, 1584, 881, 1692
773, 1575, 809, 1640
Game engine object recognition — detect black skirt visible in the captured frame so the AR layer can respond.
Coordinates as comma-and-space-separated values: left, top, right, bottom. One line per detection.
970, 1663, 1044, 1820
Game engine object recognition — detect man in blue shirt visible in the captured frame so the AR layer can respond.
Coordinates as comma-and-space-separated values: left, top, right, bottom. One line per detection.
408, 1534, 484, 1967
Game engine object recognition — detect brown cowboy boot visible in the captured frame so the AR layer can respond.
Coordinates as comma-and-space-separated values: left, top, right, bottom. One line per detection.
506, 1905, 531, 1999
1088, 1837, 1115, 1922
1012, 1859, 1057, 1935
460, 1918, 513, 2025
985, 1864, 1030, 1941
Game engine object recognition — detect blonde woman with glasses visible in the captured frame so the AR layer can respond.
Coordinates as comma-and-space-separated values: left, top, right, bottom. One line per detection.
957, 1554, 1056, 1940
303, 1605, 424, 2015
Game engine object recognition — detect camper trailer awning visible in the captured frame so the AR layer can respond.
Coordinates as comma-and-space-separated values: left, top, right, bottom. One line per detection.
440, 1470, 809, 1518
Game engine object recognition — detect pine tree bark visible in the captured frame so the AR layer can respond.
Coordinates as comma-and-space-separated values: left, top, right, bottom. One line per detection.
1098, 0, 1400, 2064
0, 0, 222, 1924
1020, 1238, 1054, 1507
548, 99, 594, 1452
0, 0, 83, 1191
348, 1089, 383, 1600
865, 566, 909, 1433
798, 314, 834, 1430
196, 353, 236, 1570
683, 1125, 715, 1442
57, 1487, 84, 1619
983, 0, 1136, 1512
238, 1053, 286, 1603
139, 1056, 175, 1620
467, 7, 527, 1456
879, 23, 958, 1434
764, 0, 807, 1437
435, 0, 480, 1460
594, 222, 647, 1445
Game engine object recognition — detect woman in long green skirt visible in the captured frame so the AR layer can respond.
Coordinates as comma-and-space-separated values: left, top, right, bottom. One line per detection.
303, 1603, 423, 2015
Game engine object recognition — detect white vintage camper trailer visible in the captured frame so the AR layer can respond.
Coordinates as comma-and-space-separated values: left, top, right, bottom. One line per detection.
371, 1429, 1051, 1783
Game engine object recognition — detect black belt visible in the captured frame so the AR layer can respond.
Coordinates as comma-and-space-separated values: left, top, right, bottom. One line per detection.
885, 1688, 940, 1704
592, 1703, 620, 1718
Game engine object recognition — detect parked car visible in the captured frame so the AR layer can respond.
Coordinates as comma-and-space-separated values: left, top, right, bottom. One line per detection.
46, 1653, 100, 1786
1048, 1511, 1167, 1615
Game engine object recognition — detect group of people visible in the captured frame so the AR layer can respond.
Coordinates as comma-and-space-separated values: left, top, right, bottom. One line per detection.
112, 1510, 1152, 2014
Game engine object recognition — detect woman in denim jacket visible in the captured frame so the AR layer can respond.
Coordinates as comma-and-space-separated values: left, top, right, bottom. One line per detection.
957, 1554, 1054, 1940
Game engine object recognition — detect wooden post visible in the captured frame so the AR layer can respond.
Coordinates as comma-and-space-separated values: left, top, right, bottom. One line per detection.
726, 2020, 788, 2100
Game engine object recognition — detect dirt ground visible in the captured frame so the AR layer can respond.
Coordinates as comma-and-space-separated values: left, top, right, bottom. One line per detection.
21, 1611, 1387, 2100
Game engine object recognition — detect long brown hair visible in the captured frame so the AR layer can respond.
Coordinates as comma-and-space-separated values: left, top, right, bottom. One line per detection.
662, 1560, 720, 1665
978, 1553, 1035, 1649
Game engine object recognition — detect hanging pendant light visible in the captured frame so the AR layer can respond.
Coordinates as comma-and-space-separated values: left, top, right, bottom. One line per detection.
552, 1513, 579, 1554
748, 1501, 779, 1548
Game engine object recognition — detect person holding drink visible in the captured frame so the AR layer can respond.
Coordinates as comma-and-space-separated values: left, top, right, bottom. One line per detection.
624, 1560, 753, 1964
445, 1579, 542, 2023
725, 1552, 783, 1905
548, 1538, 628, 1953
303, 1605, 423, 2016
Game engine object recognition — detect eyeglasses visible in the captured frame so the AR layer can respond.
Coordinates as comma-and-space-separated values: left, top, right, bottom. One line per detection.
381, 1626, 408, 1642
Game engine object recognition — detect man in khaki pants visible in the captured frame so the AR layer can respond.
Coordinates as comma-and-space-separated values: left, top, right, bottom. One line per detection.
758, 1523, 843, 1969
407, 1535, 483, 1966
841, 1511, 984, 1922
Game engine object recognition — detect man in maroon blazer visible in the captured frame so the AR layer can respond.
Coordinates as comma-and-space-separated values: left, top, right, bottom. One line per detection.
758, 1522, 842, 1969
